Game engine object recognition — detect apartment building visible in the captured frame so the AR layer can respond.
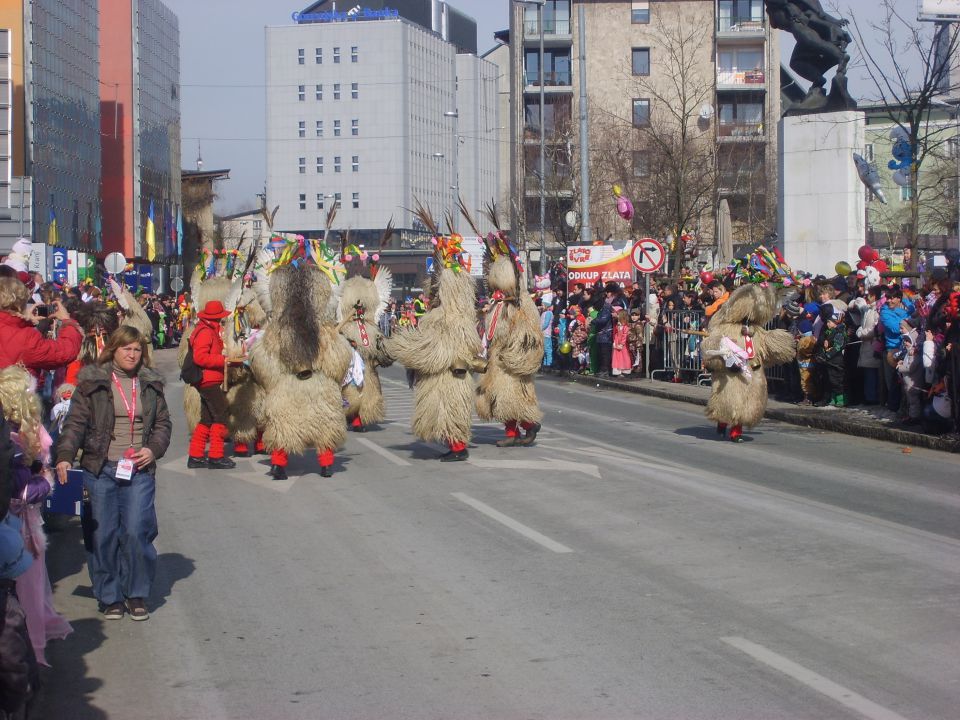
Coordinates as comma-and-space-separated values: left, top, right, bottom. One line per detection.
509, 0, 780, 254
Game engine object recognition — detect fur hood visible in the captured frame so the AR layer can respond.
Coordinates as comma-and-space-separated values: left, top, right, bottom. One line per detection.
711, 284, 779, 327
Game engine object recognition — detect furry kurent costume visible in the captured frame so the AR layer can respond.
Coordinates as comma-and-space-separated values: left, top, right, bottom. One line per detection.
387, 206, 484, 462
463, 203, 543, 447
336, 234, 394, 432
249, 232, 352, 479
179, 246, 270, 462
701, 284, 796, 442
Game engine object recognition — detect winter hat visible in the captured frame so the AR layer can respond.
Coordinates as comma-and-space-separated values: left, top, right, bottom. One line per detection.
818, 304, 839, 323
784, 300, 803, 318
797, 319, 813, 335
803, 302, 821, 317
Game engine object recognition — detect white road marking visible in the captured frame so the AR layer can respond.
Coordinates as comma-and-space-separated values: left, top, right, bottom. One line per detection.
451, 492, 574, 554
721, 637, 913, 720
466, 456, 600, 479
353, 437, 412, 466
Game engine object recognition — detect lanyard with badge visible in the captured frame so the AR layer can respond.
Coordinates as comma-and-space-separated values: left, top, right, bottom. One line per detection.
112, 373, 138, 480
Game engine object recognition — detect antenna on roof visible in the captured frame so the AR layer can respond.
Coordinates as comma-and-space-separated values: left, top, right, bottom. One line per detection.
196, 140, 203, 171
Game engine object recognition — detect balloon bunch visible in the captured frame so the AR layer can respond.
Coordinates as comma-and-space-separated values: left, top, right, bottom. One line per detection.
850, 244, 888, 274
612, 185, 634, 221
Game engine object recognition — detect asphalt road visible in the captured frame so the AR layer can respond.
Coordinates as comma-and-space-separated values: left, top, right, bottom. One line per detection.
37, 350, 960, 720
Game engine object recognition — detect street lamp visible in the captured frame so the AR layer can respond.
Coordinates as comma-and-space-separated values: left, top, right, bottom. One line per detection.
444, 110, 459, 232
931, 98, 960, 250
514, 0, 546, 275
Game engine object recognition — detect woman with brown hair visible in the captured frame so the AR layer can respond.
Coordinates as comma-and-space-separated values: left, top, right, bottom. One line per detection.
54, 326, 171, 621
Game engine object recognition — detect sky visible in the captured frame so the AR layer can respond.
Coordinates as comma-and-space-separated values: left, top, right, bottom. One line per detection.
163, 0, 936, 213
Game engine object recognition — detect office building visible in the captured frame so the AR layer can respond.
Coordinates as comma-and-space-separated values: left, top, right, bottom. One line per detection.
266, 1, 498, 245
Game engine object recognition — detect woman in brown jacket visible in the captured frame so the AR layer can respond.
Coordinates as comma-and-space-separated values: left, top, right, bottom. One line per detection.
55, 326, 171, 621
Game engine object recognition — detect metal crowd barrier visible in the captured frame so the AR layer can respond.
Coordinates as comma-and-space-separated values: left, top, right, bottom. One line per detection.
649, 311, 789, 387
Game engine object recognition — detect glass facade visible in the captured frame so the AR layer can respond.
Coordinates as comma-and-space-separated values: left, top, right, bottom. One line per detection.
135, 0, 181, 260
29, 0, 101, 250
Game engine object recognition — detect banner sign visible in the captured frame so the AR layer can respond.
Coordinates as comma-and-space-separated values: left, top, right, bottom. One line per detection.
137, 264, 154, 292
566, 243, 635, 294
66, 250, 78, 286
51, 247, 67, 284
920, 0, 960, 20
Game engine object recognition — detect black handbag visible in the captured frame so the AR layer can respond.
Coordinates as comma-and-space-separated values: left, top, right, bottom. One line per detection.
180, 341, 203, 385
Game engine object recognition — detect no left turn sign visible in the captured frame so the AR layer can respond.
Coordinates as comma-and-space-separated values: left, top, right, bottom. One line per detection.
631, 238, 665, 274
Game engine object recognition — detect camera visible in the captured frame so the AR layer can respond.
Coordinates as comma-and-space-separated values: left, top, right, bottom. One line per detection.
34, 304, 54, 318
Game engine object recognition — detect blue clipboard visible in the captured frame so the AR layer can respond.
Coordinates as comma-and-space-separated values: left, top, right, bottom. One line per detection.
45, 469, 85, 516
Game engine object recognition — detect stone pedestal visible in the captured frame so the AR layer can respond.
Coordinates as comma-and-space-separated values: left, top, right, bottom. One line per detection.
778, 111, 865, 277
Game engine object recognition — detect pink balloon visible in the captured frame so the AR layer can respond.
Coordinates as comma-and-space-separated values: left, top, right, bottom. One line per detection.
617, 196, 634, 221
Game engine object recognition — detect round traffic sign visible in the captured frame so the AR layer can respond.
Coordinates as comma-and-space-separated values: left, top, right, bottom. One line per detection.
631, 238, 666, 274
104, 252, 127, 275
171, 277, 184, 292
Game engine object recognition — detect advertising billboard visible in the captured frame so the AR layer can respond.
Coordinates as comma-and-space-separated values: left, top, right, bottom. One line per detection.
51, 248, 67, 284
565, 243, 635, 294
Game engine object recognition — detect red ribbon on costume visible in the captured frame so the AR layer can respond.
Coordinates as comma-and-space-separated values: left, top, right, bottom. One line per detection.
743, 335, 755, 360
357, 319, 369, 347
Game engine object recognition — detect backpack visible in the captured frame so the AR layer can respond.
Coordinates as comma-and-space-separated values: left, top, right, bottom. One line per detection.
180, 339, 203, 386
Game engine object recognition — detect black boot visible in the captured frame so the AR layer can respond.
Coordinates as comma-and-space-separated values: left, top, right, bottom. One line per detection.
439, 448, 469, 462
269, 464, 288, 480
187, 456, 207, 469
320, 465, 333, 478
516, 422, 541, 446
207, 457, 236, 470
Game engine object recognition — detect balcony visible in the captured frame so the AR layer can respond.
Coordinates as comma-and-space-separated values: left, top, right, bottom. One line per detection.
524, 70, 572, 88
717, 15, 765, 35
717, 68, 766, 89
718, 122, 765, 140
523, 18, 571, 37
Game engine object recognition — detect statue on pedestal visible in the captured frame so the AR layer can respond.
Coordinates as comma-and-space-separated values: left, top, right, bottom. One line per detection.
764, 0, 857, 115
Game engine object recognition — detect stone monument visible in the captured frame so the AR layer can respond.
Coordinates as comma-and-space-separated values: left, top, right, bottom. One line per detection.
765, 1, 866, 275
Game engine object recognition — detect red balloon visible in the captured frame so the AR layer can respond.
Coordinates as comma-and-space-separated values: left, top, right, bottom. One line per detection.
872, 259, 889, 273
858, 245, 876, 262
699, 271, 714, 284
856, 260, 868, 270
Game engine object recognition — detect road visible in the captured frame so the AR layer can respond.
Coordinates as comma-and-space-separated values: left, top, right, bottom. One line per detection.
39, 350, 960, 719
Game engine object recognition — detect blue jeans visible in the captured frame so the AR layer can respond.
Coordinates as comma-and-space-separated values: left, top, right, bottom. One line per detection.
83, 463, 158, 605
862, 367, 879, 404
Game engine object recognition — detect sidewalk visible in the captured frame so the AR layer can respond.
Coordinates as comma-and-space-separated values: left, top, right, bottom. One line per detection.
549, 370, 960, 453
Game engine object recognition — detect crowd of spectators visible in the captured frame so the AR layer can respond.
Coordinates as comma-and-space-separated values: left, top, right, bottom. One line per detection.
532, 268, 960, 438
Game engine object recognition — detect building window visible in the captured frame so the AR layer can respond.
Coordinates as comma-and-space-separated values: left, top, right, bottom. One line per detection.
298, 48, 305, 65
334, 83, 341, 100
334, 192, 342, 205
334, 156, 341, 173
864, 143, 874, 162
253, 220, 262, 232
315, 47, 322, 64
317, 193, 324, 209
352, 155, 359, 172
315, 84, 323, 101
351, 119, 359, 136
631, 1, 650, 24
299, 193, 306, 210
298, 120, 305, 138
316, 156, 324, 174
351, 82, 358, 99
900, 185, 913, 202
316, 120, 323, 137
298, 85, 305, 102
632, 98, 650, 127
333, 47, 340, 63
351, 46, 358, 63
298, 157, 306, 174
334, 120, 341, 136
352, 192, 359, 209
632, 150, 650, 177
632, 48, 650, 76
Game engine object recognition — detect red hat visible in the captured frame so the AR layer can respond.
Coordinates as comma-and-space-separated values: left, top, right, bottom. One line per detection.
198, 300, 231, 320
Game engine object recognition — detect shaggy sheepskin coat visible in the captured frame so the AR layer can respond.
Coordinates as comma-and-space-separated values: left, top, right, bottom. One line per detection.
337, 274, 393, 426
388, 269, 480, 445
701, 284, 796, 428
249, 263, 352, 455
476, 256, 543, 425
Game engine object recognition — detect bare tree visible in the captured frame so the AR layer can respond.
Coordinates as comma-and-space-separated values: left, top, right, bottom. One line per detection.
589, 6, 717, 278
851, 1, 960, 260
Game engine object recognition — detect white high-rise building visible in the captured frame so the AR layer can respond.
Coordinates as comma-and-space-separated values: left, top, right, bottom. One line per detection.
265, 2, 499, 244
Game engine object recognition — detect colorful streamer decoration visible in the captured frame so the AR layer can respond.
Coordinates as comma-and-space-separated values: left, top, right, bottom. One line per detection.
267, 234, 345, 285
727, 245, 797, 286
485, 231, 523, 275
432, 233, 470, 273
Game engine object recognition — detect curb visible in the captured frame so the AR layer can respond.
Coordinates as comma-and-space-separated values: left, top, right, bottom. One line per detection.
550, 371, 959, 453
